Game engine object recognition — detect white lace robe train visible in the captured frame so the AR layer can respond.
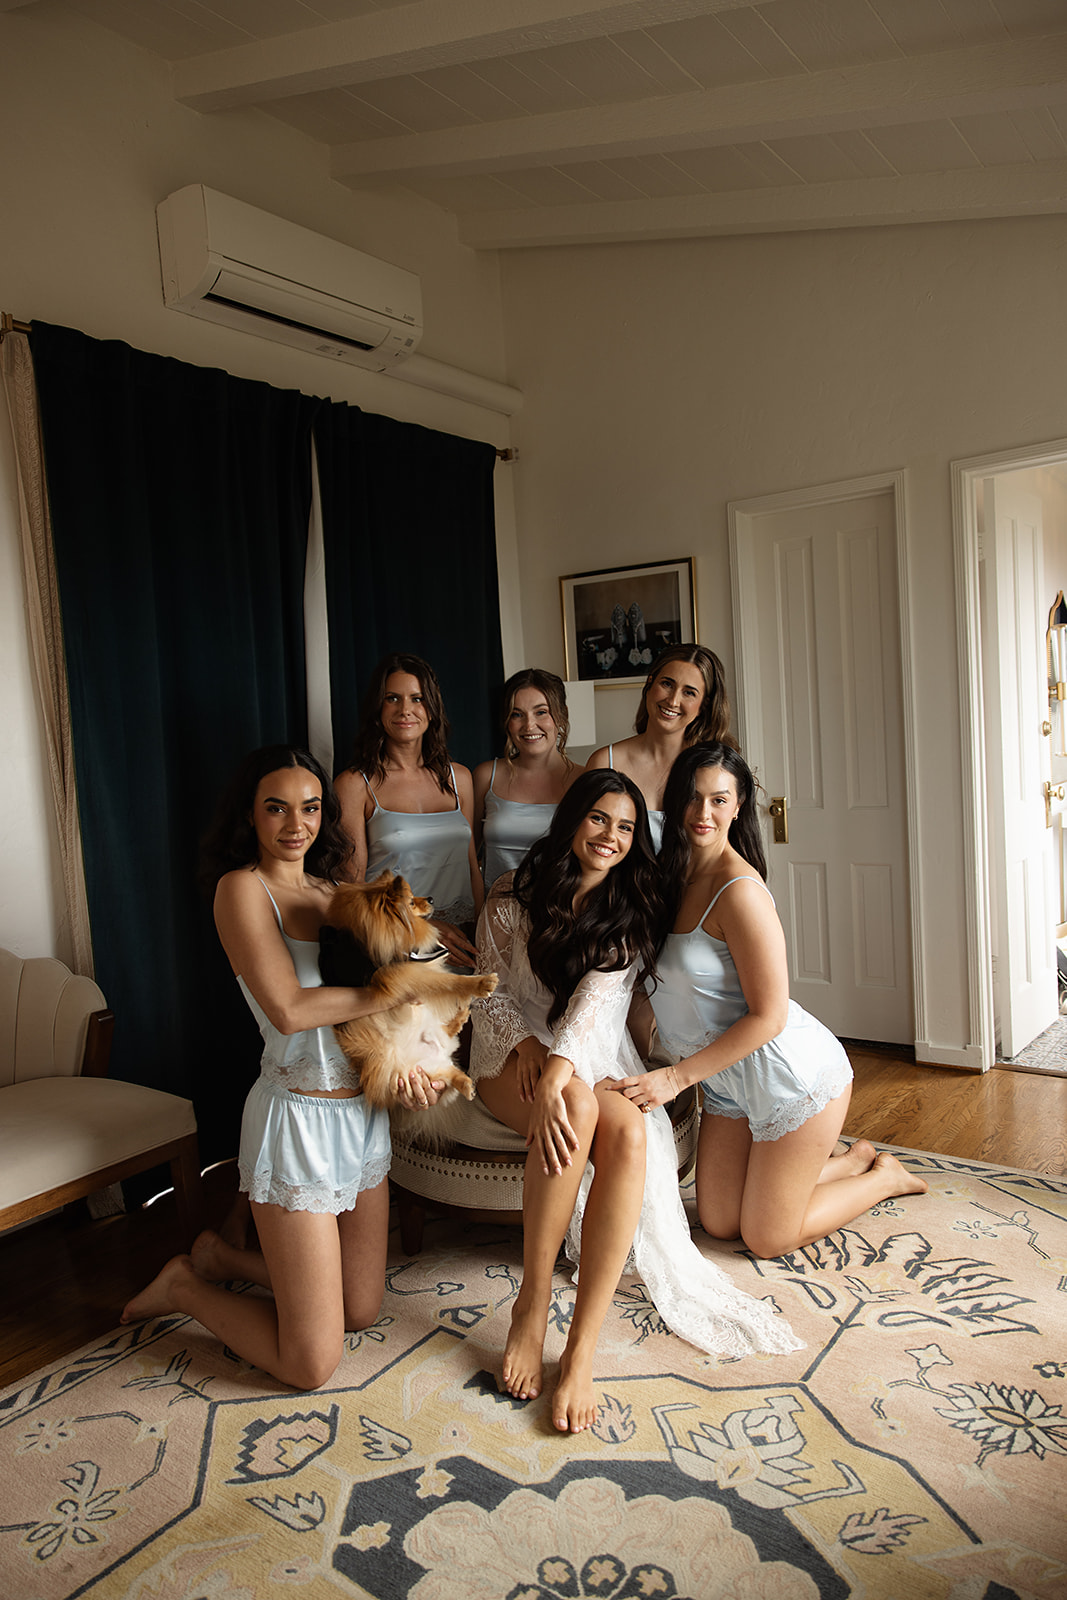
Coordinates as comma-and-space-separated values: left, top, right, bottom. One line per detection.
470, 883, 801, 1359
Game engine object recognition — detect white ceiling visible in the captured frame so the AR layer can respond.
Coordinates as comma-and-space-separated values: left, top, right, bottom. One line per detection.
24, 0, 1067, 249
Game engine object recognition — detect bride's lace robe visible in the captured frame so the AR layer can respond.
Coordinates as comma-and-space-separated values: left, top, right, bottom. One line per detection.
470, 880, 801, 1360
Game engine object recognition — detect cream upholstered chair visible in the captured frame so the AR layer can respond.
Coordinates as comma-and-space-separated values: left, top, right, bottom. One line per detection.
0, 948, 203, 1244
390, 1082, 699, 1254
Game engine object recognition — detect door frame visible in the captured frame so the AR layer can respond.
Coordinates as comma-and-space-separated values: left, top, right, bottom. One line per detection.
952, 436, 1067, 1071
729, 469, 927, 1054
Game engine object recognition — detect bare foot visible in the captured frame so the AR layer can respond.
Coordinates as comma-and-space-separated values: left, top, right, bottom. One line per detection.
120, 1255, 197, 1324
552, 1352, 598, 1434
875, 1150, 929, 1197
819, 1138, 877, 1183
501, 1298, 547, 1401
190, 1229, 230, 1283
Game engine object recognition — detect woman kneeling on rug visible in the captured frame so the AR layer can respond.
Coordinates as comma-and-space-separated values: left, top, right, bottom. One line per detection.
470, 769, 800, 1437
611, 744, 927, 1256
121, 746, 442, 1390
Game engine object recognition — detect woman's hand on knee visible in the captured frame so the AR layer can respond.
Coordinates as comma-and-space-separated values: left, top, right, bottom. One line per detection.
609, 1065, 678, 1114
514, 1035, 549, 1102
527, 1058, 583, 1176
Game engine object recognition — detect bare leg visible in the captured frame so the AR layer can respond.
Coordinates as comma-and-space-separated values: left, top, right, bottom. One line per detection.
694, 1113, 751, 1240
337, 1178, 389, 1331
191, 1228, 271, 1288
218, 1191, 254, 1250
121, 1202, 360, 1390
478, 1063, 598, 1403
817, 1137, 877, 1184
551, 1085, 646, 1434
739, 1092, 927, 1259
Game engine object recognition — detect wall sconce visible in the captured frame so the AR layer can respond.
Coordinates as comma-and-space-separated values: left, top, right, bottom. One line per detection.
1048, 592, 1067, 757
1048, 592, 1067, 701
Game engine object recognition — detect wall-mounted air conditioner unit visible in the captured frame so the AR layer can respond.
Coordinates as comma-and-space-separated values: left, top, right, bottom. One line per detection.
156, 185, 422, 371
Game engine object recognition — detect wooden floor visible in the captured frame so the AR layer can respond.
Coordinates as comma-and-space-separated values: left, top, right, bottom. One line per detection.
1, 1052, 1065, 1391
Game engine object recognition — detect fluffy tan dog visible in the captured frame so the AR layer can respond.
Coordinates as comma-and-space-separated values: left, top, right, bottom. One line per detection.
321, 872, 496, 1118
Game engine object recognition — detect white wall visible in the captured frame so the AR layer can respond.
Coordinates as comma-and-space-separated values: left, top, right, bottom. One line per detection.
499, 220, 1067, 1059
0, 7, 515, 960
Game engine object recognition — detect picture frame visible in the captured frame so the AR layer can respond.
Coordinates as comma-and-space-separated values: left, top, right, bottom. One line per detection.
560, 557, 697, 684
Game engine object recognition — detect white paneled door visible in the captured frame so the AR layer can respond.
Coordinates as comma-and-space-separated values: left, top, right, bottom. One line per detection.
732, 488, 912, 1043
982, 476, 1058, 1059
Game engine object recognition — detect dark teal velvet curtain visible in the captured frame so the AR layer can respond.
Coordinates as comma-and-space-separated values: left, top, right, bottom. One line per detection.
314, 404, 503, 771
32, 322, 319, 1162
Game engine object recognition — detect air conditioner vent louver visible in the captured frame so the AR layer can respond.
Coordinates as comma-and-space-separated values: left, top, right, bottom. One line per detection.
157, 185, 422, 372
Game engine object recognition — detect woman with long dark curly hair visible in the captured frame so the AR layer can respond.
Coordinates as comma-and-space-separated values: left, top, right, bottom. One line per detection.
613, 744, 926, 1258
122, 746, 441, 1389
336, 653, 482, 967
470, 769, 799, 1435
587, 644, 734, 850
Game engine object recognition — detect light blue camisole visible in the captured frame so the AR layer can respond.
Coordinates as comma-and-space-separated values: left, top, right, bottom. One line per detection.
237, 876, 360, 1094
650, 875, 851, 1141
481, 758, 557, 889
364, 767, 475, 925
607, 743, 664, 852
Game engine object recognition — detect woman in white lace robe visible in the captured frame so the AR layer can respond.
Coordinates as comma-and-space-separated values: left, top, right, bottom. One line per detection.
612, 744, 927, 1258
471, 770, 801, 1436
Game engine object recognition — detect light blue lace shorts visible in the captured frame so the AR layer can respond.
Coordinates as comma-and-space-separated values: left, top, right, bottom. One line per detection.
699, 1002, 853, 1142
238, 1078, 392, 1214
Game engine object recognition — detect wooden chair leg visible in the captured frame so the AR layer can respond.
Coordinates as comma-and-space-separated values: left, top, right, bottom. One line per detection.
393, 1185, 427, 1255
169, 1134, 204, 1248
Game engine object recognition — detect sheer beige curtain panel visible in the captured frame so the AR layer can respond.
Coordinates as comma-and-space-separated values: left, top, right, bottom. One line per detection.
0, 320, 94, 974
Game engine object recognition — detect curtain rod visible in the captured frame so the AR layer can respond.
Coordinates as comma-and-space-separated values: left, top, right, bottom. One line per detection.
2, 313, 517, 458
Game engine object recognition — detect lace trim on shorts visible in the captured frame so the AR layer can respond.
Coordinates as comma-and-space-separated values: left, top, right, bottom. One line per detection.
749, 1058, 854, 1143
241, 1150, 392, 1213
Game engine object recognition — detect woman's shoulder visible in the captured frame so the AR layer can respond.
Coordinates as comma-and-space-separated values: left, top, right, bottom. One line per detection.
705, 870, 774, 924
472, 757, 496, 788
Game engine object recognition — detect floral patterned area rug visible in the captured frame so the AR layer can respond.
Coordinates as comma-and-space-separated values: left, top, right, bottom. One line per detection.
1, 1146, 1065, 1600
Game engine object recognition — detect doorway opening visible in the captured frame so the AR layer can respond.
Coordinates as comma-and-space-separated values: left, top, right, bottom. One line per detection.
953, 440, 1067, 1071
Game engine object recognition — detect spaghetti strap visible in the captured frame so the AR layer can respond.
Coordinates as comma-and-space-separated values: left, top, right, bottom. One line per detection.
448, 763, 460, 811
252, 874, 285, 931
703, 875, 774, 921
607, 743, 614, 764
361, 771, 381, 816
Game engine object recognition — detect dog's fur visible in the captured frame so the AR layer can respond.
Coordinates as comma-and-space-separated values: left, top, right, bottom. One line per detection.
320, 872, 496, 1124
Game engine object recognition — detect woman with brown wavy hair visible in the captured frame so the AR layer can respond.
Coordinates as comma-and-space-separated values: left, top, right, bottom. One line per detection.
586, 644, 734, 851
336, 653, 482, 967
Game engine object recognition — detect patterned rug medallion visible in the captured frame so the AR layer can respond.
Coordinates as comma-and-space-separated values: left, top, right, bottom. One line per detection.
1, 1147, 1065, 1600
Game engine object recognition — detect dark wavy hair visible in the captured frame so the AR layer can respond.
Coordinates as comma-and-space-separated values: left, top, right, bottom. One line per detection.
500, 667, 574, 766
658, 743, 766, 941
199, 745, 352, 894
511, 769, 665, 1025
349, 653, 454, 795
633, 645, 736, 749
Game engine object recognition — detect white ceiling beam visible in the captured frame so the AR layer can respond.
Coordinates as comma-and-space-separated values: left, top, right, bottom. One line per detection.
455, 157, 1067, 249
173, 0, 762, 112
332, 32, 1067, 180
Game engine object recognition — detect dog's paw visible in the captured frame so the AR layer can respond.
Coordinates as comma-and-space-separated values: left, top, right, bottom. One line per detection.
474, 972, 498, 997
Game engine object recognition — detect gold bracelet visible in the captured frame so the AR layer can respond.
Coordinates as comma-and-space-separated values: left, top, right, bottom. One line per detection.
666, 1064, 678, 1100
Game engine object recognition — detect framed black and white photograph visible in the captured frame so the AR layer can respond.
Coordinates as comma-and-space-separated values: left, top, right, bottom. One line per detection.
561, 557, 696, 683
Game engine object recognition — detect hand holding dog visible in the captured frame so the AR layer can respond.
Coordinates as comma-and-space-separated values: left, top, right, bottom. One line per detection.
394, 1065, 448, 1110
430, 917, 478, 967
